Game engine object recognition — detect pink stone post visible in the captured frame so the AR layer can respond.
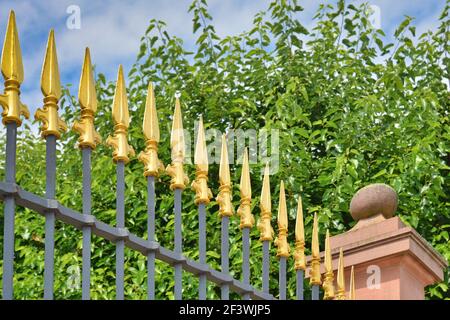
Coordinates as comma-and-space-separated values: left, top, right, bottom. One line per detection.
307, 183, 448, 300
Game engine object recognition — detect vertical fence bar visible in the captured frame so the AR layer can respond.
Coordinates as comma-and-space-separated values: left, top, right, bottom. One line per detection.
275, 181, 290, 301
34, 28, 68, 300
217, 134, 233, 300
312, 285, 320, 300
221, 216, 230, 299
73, 47, 101, 301
237, 148, 254, 301
262, 241, 270, 293
166, 97, 187, 301
259, 163, 273, 294
147, 176, 156, 300
192, 117, 211, 300
279, 257, 286, 300
198, 203, 206, 300
174, 188, 182, 300
116, 161, 125, 300
2, 122, 17, 300
294, 196, 305, 300
242, 227, 250, 300
44, 135, 56, 300
81, 147, 92, 300
105, 65, 134, 300
310, 213, 321, 300
296, 270, 304, 300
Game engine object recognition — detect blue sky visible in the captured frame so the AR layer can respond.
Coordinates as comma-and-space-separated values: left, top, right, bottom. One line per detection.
0, 0, 446, 119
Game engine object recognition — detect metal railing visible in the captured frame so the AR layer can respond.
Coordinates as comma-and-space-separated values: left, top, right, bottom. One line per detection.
0, 10, 353, 301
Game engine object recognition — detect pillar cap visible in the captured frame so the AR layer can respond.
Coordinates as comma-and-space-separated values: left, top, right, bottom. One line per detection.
350, 183, 398, 222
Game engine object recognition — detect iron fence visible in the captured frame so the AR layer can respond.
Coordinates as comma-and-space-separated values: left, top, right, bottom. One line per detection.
0, 10, 354, 301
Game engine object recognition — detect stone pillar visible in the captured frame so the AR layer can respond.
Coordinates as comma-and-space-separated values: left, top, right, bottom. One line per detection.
308, 183, 448, 300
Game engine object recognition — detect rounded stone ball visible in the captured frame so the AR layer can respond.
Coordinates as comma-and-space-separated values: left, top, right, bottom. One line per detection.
349, 183, 398, 221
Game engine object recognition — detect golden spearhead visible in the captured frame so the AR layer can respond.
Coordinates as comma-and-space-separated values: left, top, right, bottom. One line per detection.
294, 195, 306, 270
216, 134, 233, 218
73, 47, 101, 149
138, 83, 164, 177
34, 29, 67, 139
191, 116, 212, 205
323, 229, 335, 300
0, 10, 29, 125
349, 266, 356, 300
165, 97, 188, 190
237, 148, 255, 229
257, 163, 274, 241
336, 248, 346, 300
105, 65, 135, 163
309, 212, 321, 286
274, 180, 290, 258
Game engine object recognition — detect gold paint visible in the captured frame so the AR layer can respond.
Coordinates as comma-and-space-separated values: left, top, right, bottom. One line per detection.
257, 163, 274, 241
349, 266, 356, 300
322, 230, 335, 300
138, 83, 164, 176
274, 180, 290, 258
73, 48, 101, 149
294, 196, 306, 270
216, 134, 233, 218
166, 98, 188, 190
237, 148, 255, 229
105, 65, 135, 163
191, 116, 212, 204
34, 29, 67, 138
336, 248, 346, 300
309, 212, 321, 286
0, 11, 29, 125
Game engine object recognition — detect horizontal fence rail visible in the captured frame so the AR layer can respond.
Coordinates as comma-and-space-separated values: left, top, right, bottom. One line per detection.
0, 10, 355, 301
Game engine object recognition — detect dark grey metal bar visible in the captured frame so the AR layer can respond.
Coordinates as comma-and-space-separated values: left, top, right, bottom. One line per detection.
262, 241, 270, 293
221, 216, 229, 300
81, 147, 92, 300
0, 182, 278, 301
174, 188, 182, 300
147, 176, 155, 300
312, 285, 319, 300
2, 122, 17, 300
44, 135, 56, 300
116, 161, 125, 300
242, 227, 250, 300
198, 203, 206, 300
279, 257, 286, 300
296, 269, 304, 300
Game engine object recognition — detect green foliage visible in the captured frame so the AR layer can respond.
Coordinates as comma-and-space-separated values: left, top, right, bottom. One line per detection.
0, 0, 449, 299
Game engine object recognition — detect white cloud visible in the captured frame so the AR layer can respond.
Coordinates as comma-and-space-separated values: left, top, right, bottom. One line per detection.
0, 0, 446, 120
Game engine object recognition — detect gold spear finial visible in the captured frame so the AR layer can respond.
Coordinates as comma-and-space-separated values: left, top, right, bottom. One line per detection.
294, 195, 306, 270
73, 47, 101, 149
349, 266, 356, 300
105, 65, 135, 163
336, 248, 346, 300
323, 229, 335, 300
274, 180, 290, 258
166, 97, 189, 190
191, 116, 212, 204
237, 148, 255, 229
257, 163, 274, 241
34, 29, 67, 138
138, 83, 164, 176
0, 10, 29, 125
309, 212, 321, 286
216, 134, 233, 218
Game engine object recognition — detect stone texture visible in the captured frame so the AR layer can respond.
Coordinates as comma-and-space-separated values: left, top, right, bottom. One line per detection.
349, 183, 398, 221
